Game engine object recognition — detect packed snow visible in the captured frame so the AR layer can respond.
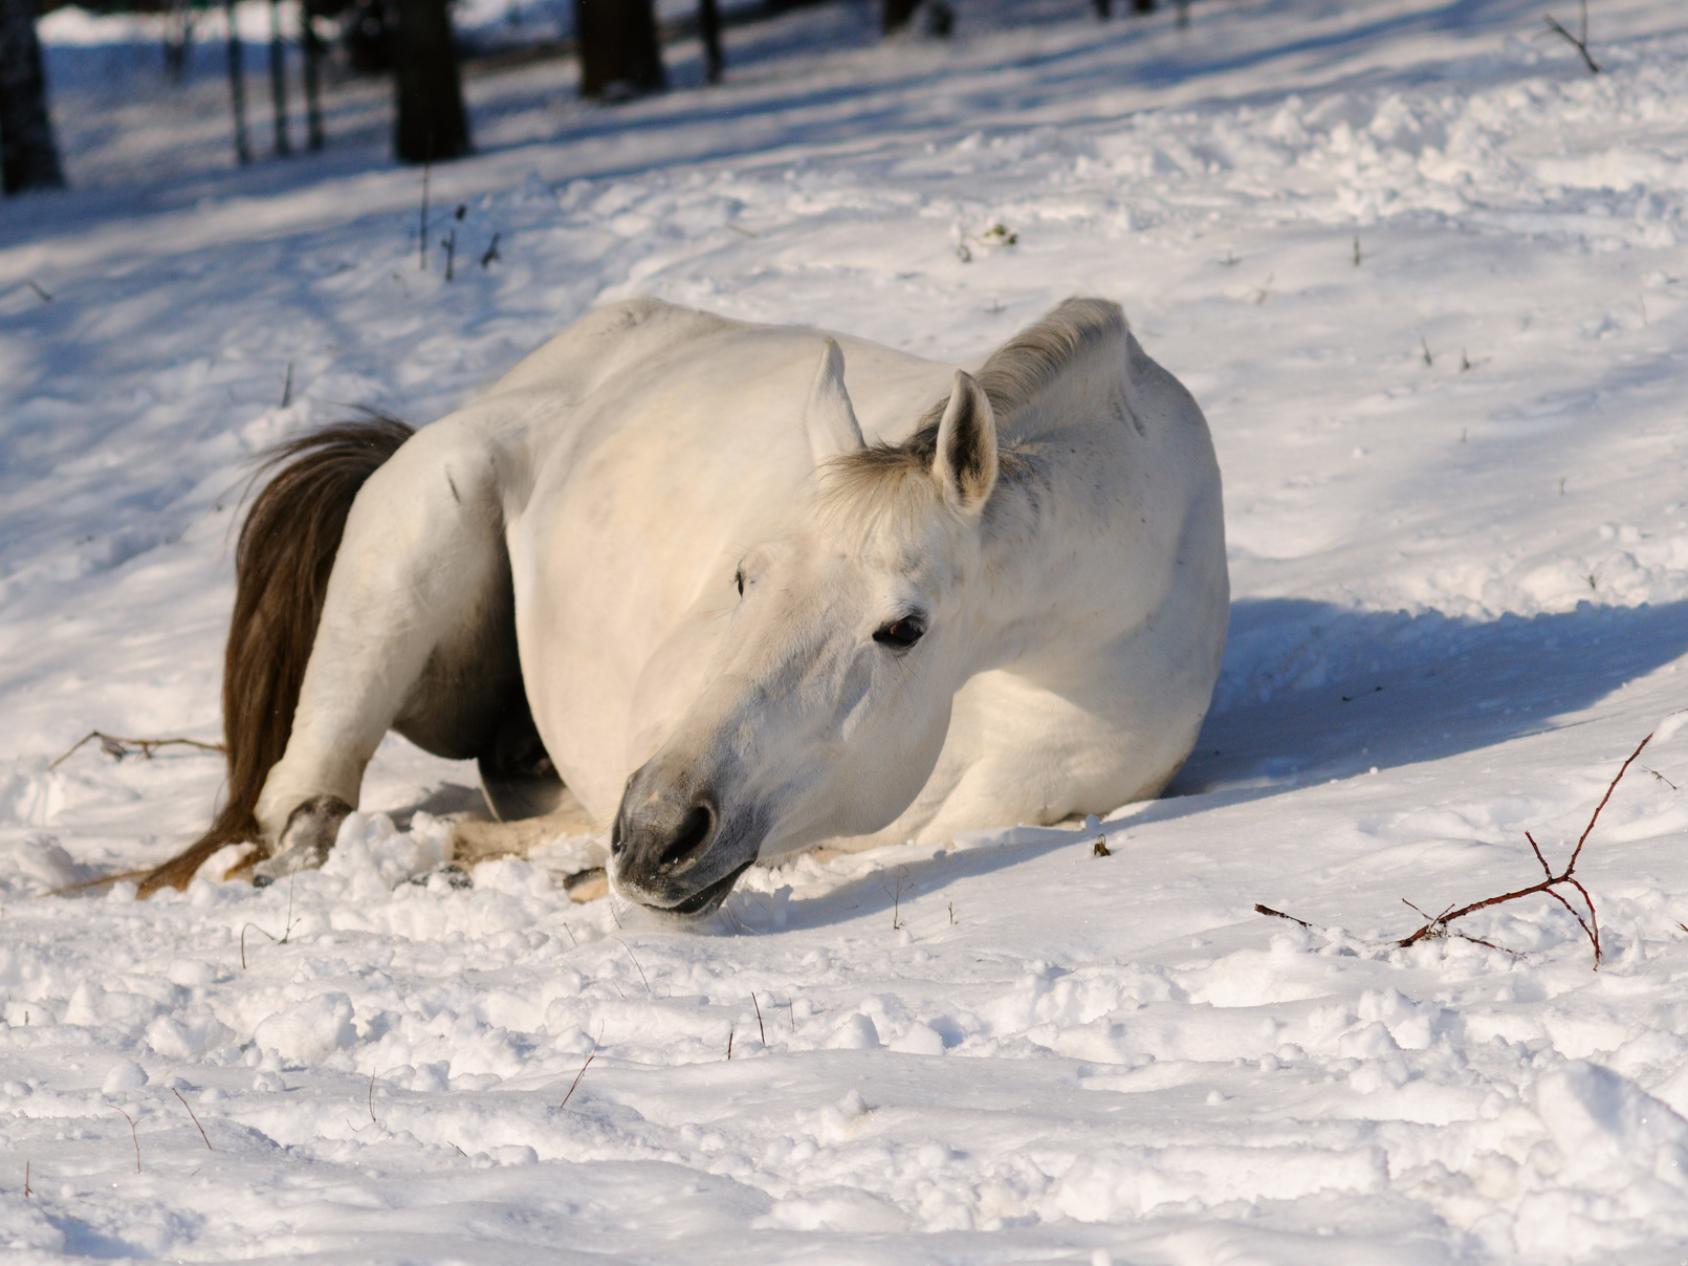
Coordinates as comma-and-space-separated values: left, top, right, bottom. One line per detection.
4, 0, 1688, 1261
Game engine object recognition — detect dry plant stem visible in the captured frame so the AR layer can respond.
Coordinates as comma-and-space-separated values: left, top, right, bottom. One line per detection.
240, 877, 296, 970
50, 731, 224, 771
1397, 733, 1652, 967
367, 1069, 379, 1127
559, 1041, 598, 1110
23, 1160, 30, 1197
117, 1108, 141, 1173
172, 1088, 213, 1150
617, 940, 653, 996
752, 992, 766, 1046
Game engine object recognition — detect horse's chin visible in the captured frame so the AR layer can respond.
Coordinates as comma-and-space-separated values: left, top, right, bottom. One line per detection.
624, 857, 755, 919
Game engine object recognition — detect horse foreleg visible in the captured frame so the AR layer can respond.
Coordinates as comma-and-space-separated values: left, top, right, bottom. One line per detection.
252, 423, 512, 881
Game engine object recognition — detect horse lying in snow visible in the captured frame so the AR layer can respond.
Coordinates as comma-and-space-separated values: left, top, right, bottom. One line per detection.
132, 296, 1229, 915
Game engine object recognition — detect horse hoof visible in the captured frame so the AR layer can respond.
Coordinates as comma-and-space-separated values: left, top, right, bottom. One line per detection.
252, 795, 352, 884
563, 866, 608, 903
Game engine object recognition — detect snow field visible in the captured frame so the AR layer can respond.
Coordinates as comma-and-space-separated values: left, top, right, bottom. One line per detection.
4, 0, 1688, 1261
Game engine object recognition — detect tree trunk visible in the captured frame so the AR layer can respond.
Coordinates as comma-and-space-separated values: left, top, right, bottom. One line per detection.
0, 0, 64, 194
224, 0, 250, 164
883, 0, 919, 34
268, 0, 291, 156
698, 0, 722, 85
1133, 0, 1156, 12
301, 0, 324, 150
392, 0, 470, 163
1094, 0, 1113, 17
575, 0, 665, 101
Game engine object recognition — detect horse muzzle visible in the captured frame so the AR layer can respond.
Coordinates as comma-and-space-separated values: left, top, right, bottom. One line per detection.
609, 764, 760, 914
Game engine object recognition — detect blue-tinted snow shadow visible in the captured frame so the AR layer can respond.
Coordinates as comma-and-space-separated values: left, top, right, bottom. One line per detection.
778, 596, 1688, 929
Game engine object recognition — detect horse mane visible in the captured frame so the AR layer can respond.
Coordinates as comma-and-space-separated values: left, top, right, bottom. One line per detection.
821, 296, 1127, 518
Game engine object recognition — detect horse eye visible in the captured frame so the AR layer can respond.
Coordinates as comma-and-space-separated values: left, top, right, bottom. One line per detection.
873, 616, 926, 650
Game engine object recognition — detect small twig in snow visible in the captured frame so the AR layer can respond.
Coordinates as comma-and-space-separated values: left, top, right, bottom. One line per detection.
1397, 733, 1653, 968
27, 280, 52, 303
280, 361, 293, 409
1420, 336, 1435, 368
480, 232, 502, 269
726, 1025, 734, 1060
1253, 903, 1314, 929
171, 1088, 212, 1151
752, 992, 766, 1046
1642, 766, 1678, 791
50, 731, 224, 771
1543, 0, 1599, 74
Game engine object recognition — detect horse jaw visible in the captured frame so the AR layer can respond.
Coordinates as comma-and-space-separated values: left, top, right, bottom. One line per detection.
803, 338, 865, 463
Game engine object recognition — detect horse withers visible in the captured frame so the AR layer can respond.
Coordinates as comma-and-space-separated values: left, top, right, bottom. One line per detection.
134, 296, 1229, 915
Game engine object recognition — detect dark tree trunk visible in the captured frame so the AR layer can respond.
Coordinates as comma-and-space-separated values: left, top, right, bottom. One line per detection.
224, 0, 250, 163
575, 0, 665, 101
301, 0, 324, 150
1094, 0, 1113, 17
267, 0, 291, 156
883, 0, 919, 33
1133, 0, 1156, 12
0, 0, 64, 194
698, 0, 722, 85
392, 0, 470, 163
162, 0, 194, 81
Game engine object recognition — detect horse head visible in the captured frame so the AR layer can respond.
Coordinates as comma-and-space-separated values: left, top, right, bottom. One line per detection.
610, 339, 1002, 915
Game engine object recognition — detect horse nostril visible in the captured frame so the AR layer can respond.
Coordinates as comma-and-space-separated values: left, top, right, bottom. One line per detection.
610, 813, 625, 857
659, 802, 715, 871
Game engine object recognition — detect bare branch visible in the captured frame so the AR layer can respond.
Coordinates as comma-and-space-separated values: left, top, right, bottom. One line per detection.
50, 731, 224, 771
1569, 733, 1649, 870
1398, 733, 1651, 968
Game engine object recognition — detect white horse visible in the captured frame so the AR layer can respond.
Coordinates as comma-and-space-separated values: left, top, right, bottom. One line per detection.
132, 296, 1228, 915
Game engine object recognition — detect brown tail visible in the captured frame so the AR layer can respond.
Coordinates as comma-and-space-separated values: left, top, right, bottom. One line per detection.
126, 414, 416, 896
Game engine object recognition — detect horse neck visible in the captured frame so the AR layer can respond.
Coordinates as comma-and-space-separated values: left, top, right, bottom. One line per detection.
971, 384, 1135, 673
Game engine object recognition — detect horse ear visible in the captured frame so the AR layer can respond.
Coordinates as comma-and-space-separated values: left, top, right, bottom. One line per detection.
804, 339, 865, 463
931, 370, 997, 515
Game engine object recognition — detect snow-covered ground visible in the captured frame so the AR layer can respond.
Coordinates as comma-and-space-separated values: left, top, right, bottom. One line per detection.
5, 0, 1688, 1260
